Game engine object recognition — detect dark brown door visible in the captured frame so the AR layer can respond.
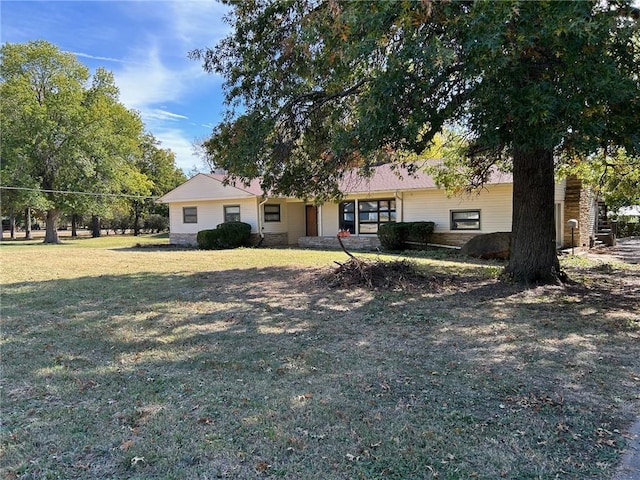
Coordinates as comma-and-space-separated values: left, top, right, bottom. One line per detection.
305, 206, 318, 236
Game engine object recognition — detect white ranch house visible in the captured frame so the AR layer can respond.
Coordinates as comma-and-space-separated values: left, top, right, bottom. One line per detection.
157, 164, 597, 251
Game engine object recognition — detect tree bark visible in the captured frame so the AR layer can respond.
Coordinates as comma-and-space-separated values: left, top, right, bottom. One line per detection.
25, 207, 32, 240
71, 213, 78, 237
43, 209, 60, 244
505, 147, 561, 283
9, 207, 16, 240
133, 201, 141, 236
92, 215, 101, 238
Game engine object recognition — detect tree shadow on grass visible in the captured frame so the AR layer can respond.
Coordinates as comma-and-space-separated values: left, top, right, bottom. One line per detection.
2, 264, 639, 479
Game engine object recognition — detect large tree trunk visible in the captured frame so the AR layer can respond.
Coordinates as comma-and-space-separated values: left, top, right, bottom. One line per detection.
71, 213, 78, 237
25, 207, 32, 240
43, 209, 60, 244
92, 215, 101, 238
133, 202, 141, 236
505, 147, 561, 284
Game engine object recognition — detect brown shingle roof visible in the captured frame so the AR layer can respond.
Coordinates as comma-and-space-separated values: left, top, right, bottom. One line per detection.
340, 163, 512, 194
206, 163, 513, 198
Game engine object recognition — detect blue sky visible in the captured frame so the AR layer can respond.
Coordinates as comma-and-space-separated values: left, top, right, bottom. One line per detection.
1, 0, 232, 173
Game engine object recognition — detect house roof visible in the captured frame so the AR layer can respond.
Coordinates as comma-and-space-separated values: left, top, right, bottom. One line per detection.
339, 163, 511, 193
157, 163, 513, 203
156, 172, 263, 203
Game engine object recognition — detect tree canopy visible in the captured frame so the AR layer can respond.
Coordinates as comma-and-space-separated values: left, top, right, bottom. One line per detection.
194, 0, 640, 283
1, 40, 185, 242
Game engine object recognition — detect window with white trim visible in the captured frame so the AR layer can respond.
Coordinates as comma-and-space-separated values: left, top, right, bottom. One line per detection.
183, 206, 197, 224
451, 210, 481, 230
224, 205, 241, 223
264, 204, 281, 222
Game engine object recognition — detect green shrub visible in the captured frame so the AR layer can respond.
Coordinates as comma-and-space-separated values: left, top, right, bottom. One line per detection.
143, 214, 169, 233
197, 229, 219, 250
616, 221, 640, 238
197, 222, 252, 250
215, 221, 252, 248
378, 222, 408, 250
378, 221, 435, 250
406, 221, 435, 244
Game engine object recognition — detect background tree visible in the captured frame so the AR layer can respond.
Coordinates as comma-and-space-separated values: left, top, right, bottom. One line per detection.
558, 148, 640, 213
193, 0, 639, 283
132, 133, 186, 234
0, 41, 147, 243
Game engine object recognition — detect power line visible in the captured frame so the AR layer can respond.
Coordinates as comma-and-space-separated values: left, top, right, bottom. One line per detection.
0, 185, 157, 200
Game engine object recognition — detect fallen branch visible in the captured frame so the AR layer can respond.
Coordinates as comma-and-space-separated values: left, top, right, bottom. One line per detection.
336, 234, 355, 259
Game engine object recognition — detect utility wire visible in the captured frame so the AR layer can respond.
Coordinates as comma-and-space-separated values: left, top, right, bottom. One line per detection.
0, 185, 158, 200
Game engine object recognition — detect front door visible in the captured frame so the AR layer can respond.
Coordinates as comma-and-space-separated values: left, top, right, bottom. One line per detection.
305, 205, 318, 236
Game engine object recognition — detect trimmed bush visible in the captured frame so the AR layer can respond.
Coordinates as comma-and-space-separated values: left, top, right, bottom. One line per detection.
196, 229, 219, 250
406, 221, 435, 245
616, 221, 640, 238
378, 221, 435, 250
215, 221, 252, 248
378, 223, 407, 250
197, 222, 252, 250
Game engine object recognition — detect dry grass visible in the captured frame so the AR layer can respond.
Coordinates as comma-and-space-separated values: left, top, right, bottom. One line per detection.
1, 235, 639, 479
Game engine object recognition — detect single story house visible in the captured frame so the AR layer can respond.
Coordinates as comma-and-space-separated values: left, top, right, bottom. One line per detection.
156, 164, 598, 251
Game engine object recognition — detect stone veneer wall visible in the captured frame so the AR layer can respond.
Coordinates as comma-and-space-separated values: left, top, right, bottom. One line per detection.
170, 233, 197, 246
563, 176, 593, 249
252, 233, 289, 247
430, 232, 479, 247
298, 236, 381, 251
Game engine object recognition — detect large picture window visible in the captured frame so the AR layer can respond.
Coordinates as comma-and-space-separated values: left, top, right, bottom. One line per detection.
451, 210, 481, 230
224, 205, 241, 223
183, 206, 197, 224
339, 199, 396, 234
264, 204, 281, 222
339, 201, 356, 233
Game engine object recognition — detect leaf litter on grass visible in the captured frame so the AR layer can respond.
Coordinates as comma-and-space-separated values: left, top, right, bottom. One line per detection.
1, 246, 639, 479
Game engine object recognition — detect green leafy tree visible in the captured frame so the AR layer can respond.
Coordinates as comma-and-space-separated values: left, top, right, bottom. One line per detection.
128, 133, 186, 235
558, 148, 640, 213
1, 41, 147, 243
193, 0, 639, 283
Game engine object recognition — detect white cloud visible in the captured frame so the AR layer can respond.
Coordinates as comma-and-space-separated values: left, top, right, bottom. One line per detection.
145, 109, 189, 122
71, 51, 130, 65
168, 1, 231, 48
153, 127, 204, 173
104, 1, 230, 173
114, 46, 183, 109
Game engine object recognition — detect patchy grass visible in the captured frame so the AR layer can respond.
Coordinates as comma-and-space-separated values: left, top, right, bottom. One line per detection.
1, 238, 639, 479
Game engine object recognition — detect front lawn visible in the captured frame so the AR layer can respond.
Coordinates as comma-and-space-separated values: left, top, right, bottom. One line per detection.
1, 237, 639, 479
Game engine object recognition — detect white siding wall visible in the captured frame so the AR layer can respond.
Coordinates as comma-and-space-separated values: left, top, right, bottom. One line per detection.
287, 203, 307, 244
403, 185, 513, 233
554, 178, 566, 202
321, 203, 339, 236
262, 199, 288, 234
169, 198, 259, 234
554, 178, 566, 247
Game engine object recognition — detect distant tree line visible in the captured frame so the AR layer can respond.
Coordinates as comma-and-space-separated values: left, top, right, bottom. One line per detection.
1, 41, 186, 242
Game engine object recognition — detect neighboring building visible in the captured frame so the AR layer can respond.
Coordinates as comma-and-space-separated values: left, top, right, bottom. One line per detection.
156, 164, 594, 251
